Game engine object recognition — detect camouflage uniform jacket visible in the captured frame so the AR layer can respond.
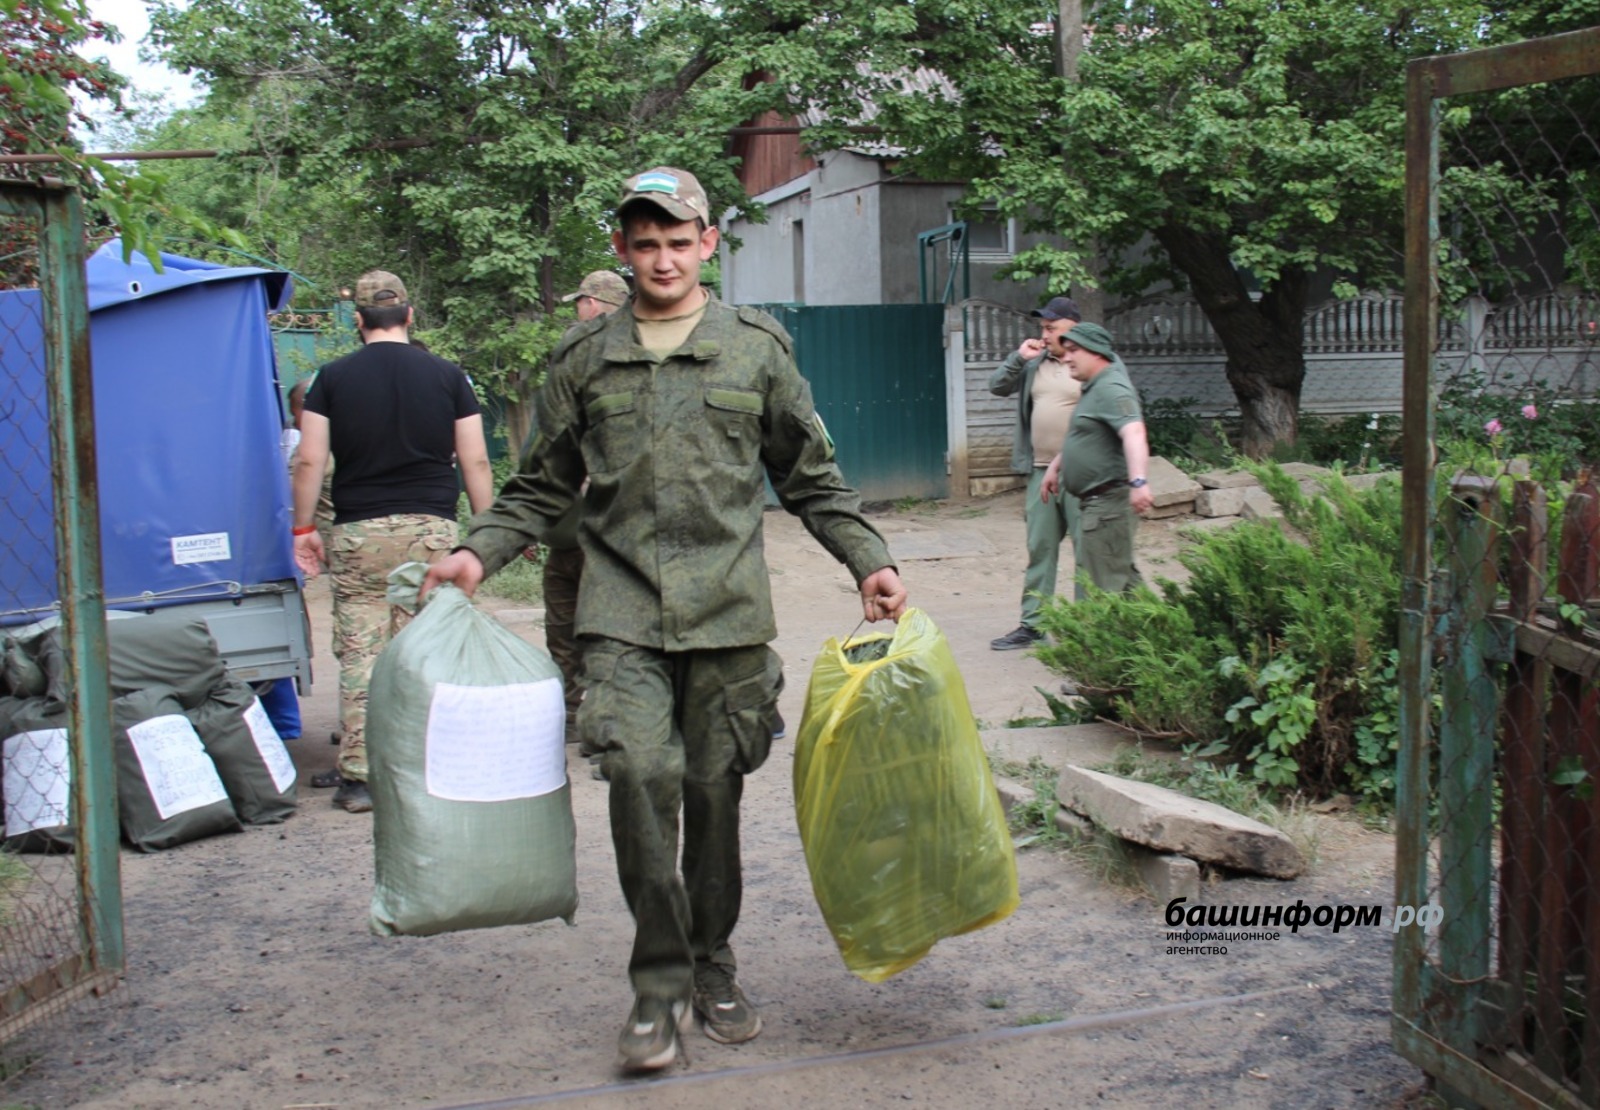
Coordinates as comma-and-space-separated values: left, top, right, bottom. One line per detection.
461, 299, 894, 651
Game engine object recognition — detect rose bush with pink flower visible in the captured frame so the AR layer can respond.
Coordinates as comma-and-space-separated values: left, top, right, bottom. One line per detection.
1484, 418, 1504, 436
1521, 404, 1538, 420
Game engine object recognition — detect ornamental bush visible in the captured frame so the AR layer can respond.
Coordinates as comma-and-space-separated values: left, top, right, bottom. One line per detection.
1035, 464, 1405, 801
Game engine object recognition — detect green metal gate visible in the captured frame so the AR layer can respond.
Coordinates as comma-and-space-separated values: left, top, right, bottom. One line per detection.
1395, 28, 1600, 1108
758, 304, 948, 503
0, 180, 124, 1045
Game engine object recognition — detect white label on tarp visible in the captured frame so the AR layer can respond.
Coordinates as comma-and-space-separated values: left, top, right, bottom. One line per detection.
3, 729, 70, 836
243, 698, 297, 794
424, 679, 566, 802
171, 532, 231, 565
125, 714, 229, 820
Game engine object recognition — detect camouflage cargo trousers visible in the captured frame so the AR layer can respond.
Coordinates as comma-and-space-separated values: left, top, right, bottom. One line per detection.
329, 513, 458, 780
581, 638, 784, 1002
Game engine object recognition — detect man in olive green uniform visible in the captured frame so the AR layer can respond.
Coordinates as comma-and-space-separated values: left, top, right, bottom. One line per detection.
1040, 322, 1153, 593
424, 167, 907, 1073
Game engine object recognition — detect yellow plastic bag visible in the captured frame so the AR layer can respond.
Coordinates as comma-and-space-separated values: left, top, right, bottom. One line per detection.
794, 608, 1020, 982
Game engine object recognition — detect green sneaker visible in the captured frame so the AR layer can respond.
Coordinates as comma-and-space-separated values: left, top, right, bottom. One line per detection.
692, 963, 762, 1044
617, 994, 690, 1072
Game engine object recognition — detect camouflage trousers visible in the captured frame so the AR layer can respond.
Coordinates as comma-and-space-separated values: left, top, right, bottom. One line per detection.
329, 513, 458, 780
581, 638, 784, 1001
541, 545, 585, 740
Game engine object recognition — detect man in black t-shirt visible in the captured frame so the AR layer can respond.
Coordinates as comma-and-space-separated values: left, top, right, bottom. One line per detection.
292, 270, 494, 813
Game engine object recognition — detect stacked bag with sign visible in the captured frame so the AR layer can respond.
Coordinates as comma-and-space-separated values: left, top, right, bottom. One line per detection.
793, 608, 1019, 982
1, 612, 298, 853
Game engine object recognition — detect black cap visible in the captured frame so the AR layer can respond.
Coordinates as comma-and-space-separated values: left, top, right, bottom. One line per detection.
1031, 296, 1082, 321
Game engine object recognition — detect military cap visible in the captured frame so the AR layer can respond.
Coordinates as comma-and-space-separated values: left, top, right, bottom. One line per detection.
1060, 321, 1116, 360
618, 167, 711, 225
562, 271, 630, 307
353, 270, 408, 308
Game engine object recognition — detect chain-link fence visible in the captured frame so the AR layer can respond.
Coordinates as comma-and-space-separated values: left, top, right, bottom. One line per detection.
0, 180, 123, 1058
1395, 28, 1600, 1109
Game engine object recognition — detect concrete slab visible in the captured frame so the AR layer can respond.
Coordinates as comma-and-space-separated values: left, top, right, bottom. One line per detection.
1239, 486, 1283, 522
1343, 471, 1396, 491
1195, 469, 1260, 489
1144, 501, 1195, 520
1277, 462, 1335, 482
1131, 847, 1201, 904
1147, 456, 1203, 508
1195, 486, 1249, 517
1057, 765, 1304, 878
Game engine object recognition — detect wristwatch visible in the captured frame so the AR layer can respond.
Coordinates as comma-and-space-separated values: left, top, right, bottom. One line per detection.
1128, 478, 1149, 489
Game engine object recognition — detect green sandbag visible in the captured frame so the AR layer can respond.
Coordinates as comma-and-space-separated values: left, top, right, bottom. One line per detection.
185, 678, 299, 825
2, 697, 74, 854
367, 574, 578, 937
2, 637, 46, 698
41, 613, 227, 710
113, 685, 241, 852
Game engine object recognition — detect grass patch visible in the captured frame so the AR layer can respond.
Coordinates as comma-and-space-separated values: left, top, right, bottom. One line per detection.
1014, 1012, 1066, 1027
0, 850, 30, 928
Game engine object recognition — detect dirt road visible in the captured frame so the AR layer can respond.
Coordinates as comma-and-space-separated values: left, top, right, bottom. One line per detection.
2, 491, 1417, 1109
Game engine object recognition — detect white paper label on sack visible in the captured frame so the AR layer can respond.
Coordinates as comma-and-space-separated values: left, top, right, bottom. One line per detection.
3, 729, 70, 836
243, 698, 297, 794
424, 679, 566, 802
170, 531, 231, 565
126, 714, 230, 820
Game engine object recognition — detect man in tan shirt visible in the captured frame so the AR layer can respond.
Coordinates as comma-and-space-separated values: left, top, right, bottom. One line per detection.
986, 296, 1082, 649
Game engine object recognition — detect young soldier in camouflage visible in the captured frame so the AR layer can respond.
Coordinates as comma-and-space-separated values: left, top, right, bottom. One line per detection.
424, 167, 907, 1072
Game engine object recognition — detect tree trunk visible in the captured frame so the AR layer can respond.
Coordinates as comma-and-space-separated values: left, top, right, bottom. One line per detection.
1154, 222, 1308, 458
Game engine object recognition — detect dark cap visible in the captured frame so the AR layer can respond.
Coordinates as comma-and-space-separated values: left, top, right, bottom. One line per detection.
1060, 321, 1116, 360
354, 270, 408, 308
561, 271, 630, 307
618, 166, 711, 225
1031, 296, 1082, 321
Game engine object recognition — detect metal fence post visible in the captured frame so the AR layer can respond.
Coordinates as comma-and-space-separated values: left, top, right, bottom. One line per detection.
1438, 475, 1501, 1054
37, 182, 123, 974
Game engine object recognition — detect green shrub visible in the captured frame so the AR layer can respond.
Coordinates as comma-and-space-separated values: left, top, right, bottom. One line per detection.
1036, 463, 1407, 801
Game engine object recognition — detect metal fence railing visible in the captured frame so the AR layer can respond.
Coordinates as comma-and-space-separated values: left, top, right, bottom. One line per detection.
1395, 27, 1600, 1109
0, 179, 123, 1055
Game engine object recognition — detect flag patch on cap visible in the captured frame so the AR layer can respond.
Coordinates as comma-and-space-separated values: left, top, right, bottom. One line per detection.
635, 172, 680, 194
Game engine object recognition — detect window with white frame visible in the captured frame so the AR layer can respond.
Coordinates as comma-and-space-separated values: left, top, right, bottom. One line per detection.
955, 206, 1015, 261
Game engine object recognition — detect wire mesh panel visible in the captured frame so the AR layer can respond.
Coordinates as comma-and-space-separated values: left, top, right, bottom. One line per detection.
1396, 28, 1600, 1109
0, 180, 122, 1056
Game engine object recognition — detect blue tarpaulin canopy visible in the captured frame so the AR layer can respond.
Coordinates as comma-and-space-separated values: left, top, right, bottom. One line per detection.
1, 242, 300, 623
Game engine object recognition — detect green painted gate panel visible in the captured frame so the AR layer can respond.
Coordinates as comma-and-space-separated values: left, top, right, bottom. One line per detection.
758, 304, 948, 503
